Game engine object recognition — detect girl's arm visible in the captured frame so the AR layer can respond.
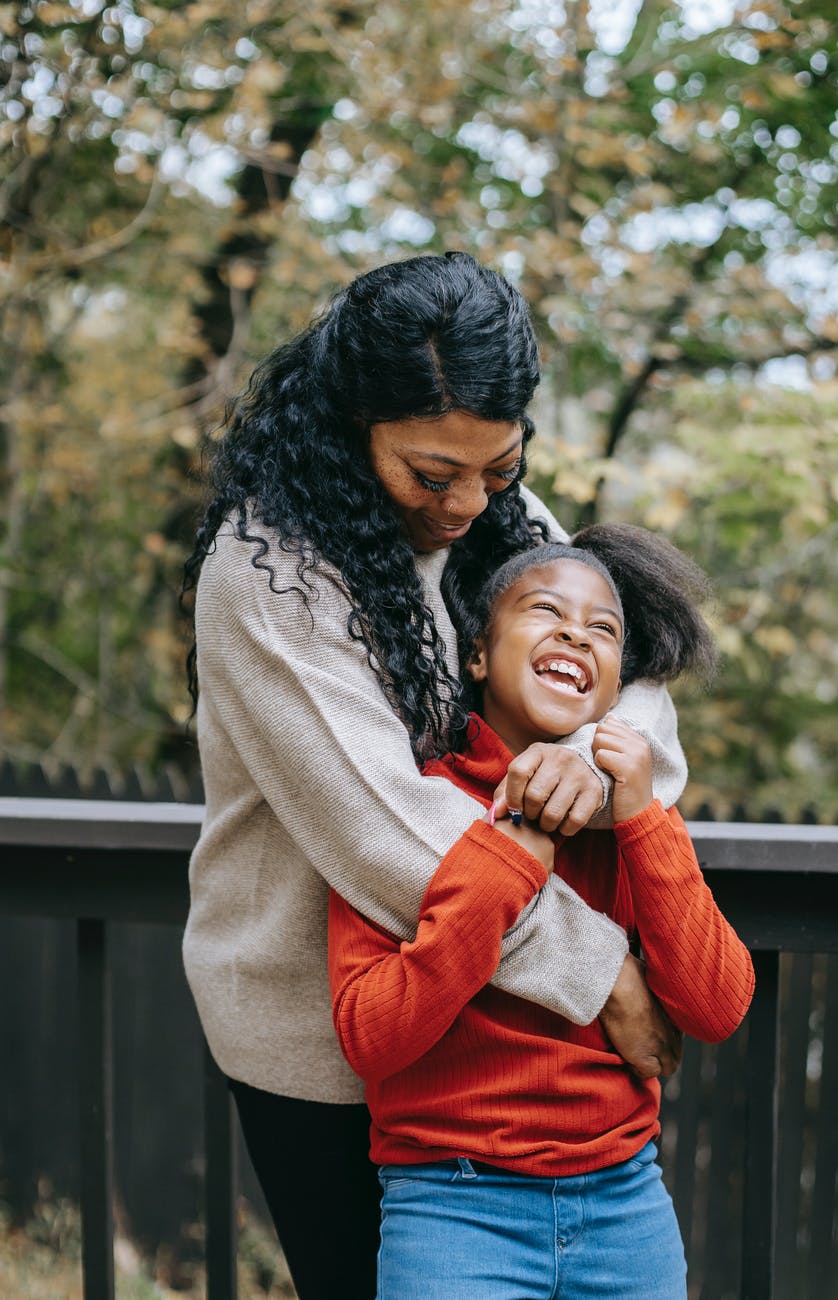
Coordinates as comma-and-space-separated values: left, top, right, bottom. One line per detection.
329, 821, 548, 1082
614, 802, 755, 1041
594, 715, 754, 1042
197, 528, 629, 1027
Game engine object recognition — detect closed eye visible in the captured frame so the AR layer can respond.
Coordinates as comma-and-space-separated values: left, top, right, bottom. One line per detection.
490, 459, 522, 483
532, 605, 620, 639
413, 471, 451, 493
412, 457, 522, 495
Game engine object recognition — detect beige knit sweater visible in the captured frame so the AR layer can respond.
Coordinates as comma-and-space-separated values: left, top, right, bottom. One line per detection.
183, 486, 687, 1102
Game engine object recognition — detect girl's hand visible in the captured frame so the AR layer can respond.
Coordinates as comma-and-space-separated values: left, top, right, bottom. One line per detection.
493, 744, 605, 837
592, 715, 653, 823
485, 807, 555, 873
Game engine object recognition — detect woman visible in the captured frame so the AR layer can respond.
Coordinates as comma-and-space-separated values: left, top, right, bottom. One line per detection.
182, 253, 685, 1299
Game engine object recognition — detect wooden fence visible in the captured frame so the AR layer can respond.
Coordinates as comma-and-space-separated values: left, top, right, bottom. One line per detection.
0, 799, 836, 1299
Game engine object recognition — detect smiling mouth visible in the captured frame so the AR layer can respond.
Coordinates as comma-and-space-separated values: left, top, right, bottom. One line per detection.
421, 514, 475, 536
533, 658, 591, 694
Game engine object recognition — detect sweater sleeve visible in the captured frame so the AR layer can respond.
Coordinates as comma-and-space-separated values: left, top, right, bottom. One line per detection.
518, 487, 688, 819
329, 820, 548, 1082
614, 801, 755, 1041
196, 529, 629, 1025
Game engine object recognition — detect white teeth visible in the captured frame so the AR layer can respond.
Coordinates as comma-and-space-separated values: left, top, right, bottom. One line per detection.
540, 660, 581, 679
535, 659, 587, 690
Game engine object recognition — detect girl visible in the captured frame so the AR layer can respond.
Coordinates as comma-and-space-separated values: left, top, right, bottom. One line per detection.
329, 525, 755, 1299
183, 254, 686, 1298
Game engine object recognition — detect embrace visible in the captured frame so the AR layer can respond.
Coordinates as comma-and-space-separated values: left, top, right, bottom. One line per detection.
182, 253, 753, 1299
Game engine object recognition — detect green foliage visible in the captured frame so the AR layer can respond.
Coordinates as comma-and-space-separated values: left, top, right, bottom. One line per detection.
1, 0, 836, 815
660, 381, 838, 817
301, 0, 838, 396
1, 0, 357, 767
535, 377, 838, 817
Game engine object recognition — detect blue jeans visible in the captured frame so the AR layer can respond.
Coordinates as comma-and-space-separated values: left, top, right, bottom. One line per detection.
377, 1140, 687, 1299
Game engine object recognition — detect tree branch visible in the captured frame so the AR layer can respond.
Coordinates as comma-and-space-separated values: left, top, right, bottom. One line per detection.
576, 241, 721, 524
25, 167, 165, 272
620, 23, 746, 81
13, 632, 160, 730
603, 241, 719, 458
673, 335, 838, 374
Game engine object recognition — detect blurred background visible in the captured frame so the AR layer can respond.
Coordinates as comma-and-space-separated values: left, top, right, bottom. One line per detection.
2, 0, 837, 817
1, 2, 837, 1296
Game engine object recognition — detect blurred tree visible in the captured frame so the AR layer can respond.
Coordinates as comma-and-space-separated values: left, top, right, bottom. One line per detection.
0, 0, 361, 767
624, 376, 838, 817
294, 0, 838, 815
1, 0, 836, 815
300, 0, 837, 505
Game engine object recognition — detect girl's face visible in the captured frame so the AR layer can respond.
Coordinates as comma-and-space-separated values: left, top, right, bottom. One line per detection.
369, 410, 523, 552
468, 558, 623, 755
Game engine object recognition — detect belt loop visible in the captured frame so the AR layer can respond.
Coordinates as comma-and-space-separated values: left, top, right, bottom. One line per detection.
457, 1157, 478, 1180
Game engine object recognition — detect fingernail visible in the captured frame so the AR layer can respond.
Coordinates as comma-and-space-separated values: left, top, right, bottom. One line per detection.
487, 802, 496, 827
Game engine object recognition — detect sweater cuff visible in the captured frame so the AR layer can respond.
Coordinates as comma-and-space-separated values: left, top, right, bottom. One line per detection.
554, 722, 609, 812
612, 798, 668, 844
413, 818, 550, 946
461, 819, 550, 892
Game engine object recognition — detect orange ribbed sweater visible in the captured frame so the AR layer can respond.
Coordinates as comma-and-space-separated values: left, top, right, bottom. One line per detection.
328, 720, 754, 1177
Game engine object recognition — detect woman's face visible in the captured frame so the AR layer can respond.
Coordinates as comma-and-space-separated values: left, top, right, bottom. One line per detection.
368, 410, 523, 552
468, 558, 623, 754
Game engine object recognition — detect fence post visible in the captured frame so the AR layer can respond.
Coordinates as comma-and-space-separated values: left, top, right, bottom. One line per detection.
742, 949, 780, 1299
77, 917, 115, 1300
808, 953, 838, 1293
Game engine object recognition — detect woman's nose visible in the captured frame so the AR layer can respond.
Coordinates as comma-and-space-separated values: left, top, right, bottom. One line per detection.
444, 480, 489, 521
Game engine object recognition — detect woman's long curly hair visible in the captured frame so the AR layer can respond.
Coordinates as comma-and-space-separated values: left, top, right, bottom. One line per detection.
183, 252, 548, 759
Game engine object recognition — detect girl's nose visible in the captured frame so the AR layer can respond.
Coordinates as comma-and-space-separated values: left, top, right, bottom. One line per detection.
555, 624, 591, 650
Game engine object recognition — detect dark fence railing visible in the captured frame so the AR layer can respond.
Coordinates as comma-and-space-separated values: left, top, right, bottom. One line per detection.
4, 752, 836, 825
1, 798, 837, 1300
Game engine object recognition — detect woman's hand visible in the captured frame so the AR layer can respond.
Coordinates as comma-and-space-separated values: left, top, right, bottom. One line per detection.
592, 715, 653, 823
493, 743, 604, 837
486, 808, 555, 873
600, 953, 683, 1079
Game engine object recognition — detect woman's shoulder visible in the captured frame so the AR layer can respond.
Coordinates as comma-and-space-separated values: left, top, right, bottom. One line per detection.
518, 483, 569, 542
197, 519, 348, 621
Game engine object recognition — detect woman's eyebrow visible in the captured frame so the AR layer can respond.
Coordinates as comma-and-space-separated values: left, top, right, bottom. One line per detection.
404, 436, 523, 467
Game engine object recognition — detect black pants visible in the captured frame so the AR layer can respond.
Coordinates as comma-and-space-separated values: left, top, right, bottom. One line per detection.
230, 1078, 381, 1300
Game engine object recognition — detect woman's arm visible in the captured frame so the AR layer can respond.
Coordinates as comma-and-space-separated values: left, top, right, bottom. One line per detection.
329, 820, 547, 1082
565, 683, 687, 828
614, 802, 755, 1042
197, 528, 629, 1027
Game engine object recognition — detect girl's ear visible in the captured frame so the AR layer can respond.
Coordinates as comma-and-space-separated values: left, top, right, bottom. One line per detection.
466, 639, 489, 683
